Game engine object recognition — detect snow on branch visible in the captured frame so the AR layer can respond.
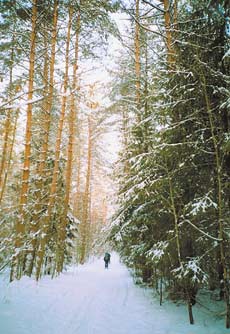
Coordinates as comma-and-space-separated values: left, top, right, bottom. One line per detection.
2, 96, 45, 110
172, 259, 208, 284
181, 219, 221, 242
130, 243, 146, 257
146, 241, 169, 263
186, 193, 218, 216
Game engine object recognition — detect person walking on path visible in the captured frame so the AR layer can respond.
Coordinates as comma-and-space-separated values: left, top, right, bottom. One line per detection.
104, 252, 111, 269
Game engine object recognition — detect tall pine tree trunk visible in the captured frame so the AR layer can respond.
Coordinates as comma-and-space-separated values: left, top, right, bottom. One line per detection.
0, 108, 19, 203
0, 34, 16, 204
134, 0, 141, 108
35, 5, 73, 280
56, 7, 81, 273
26, 0, 59, 277
10, 0, 38, 281
0, 109, 11, 197
162, 0, 175, 67
79, 116, 93, 264
166, 165, 194, 324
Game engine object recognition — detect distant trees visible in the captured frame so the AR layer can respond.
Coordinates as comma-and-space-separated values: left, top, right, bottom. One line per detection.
76, 84, 114, 264
110, 0, 230, 328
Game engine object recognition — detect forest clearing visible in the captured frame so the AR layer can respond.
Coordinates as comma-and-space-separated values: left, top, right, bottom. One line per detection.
0, 0, 230, 332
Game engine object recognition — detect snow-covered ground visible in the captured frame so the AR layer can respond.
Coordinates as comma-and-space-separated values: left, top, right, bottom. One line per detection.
0, 253, 228, 334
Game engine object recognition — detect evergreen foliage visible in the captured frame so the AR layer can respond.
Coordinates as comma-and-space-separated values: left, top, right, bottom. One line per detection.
110, 0, 230, 327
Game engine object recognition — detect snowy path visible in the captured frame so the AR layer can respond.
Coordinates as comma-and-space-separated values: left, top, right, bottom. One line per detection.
0, 253, 229, 334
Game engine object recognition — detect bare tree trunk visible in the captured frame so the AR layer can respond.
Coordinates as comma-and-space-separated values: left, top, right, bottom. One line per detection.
173, 0, 178, 32
79, 116, 93, 264
35, 5, 73, 280
56, 7, 81, 273
10, 0, 38, 281
121, 108, 130, 175
0, 110, 11, 193
73, 125, 82, 228
167, 173, 181, 264
0, 108, 19, 203
26, 0, 59, 277
0, 34, 16, 204
162, 0, 175, 67
102, 199, 107, 225
187, 301, 194, 325
160, 275, 163, 306
134, 0, 141, 108
73, 147, 81, 216
167, 165, 194, 324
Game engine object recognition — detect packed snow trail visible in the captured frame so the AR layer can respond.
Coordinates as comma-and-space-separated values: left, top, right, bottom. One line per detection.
0, 253, 229, 334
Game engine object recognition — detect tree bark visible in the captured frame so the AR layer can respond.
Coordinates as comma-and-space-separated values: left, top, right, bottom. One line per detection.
0, 109, 19, 203
56, 6, 81, 273
134, 0, 141, 108
10, 0, 38, 281
0, 32, 16, 203
79, 116, 93, 264
35, 5, 73, 280
161, 0, 175, 67
0, 109, 12, 197
26, 0, 59, 277
166, 165, 195, 324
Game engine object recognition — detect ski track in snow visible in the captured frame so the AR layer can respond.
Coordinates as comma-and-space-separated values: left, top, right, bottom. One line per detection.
0, 253, 229, 334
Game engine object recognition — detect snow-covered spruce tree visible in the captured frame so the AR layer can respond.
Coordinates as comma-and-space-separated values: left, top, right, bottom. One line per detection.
110, 0, 230, 327
110, 0, 162, 283
160, 0, 230, 326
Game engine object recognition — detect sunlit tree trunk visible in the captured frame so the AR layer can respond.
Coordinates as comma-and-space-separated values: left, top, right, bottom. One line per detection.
134, 0, 141, 108
121, 107, 130, 175
143, 37, 149, 150
102, 198, 107, 225
0, 109, 11, 196
0, 108, 19, 203
73, 145, 81, 217
10, 0, 38, 282
173, 0, 178, 31
26, 0, 59, 277
38, 0, 59, 175
79, 116, 93, 264
35, 5, 73, 280
56, 7, 81, 273
72, 119, 81, 232
161, 0, 175, 67
26, 31, 49, 276
0, 33, 16, 204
